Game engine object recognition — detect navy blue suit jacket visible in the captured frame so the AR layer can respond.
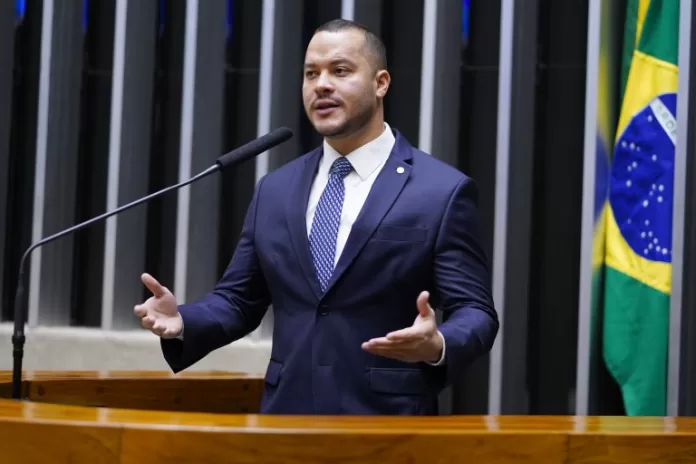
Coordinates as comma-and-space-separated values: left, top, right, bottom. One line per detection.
161, 130, 498, 415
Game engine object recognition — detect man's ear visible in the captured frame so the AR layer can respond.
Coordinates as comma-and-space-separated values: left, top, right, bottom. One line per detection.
375, 69, 391, 98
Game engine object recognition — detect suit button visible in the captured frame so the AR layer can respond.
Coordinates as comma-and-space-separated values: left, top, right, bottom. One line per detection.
319, 304, 329, 316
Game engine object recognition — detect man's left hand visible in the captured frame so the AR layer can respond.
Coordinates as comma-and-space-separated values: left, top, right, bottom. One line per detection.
361, 291, 444, 363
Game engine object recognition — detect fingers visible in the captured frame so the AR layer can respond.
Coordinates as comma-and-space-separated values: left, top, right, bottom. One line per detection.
135, 275, 180, 338
141, 273, 167, 298
133, 303, 149, 318
140, 315, 155, 330
150, 320, 166, 337
363, 336, 421, 350
416, 290, 432, 317
135, 303, 160, 332
138, 313, 178, 338
385, 327, 427, 343
361, 342, 420, 363
159, 324, 181, 339
141, 315, 168, 336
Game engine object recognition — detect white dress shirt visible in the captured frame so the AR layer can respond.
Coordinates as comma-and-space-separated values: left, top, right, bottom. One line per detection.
306, 123, 395, 264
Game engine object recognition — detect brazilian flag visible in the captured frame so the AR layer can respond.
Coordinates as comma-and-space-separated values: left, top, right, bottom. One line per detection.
603, 0, 679, 416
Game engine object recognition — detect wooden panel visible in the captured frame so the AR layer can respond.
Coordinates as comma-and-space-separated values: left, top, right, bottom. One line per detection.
568, 434, 696, 463
0, 371, 695, 463
120, 429, 567, 464
0, 370, 263, 413
0, 421, 122, 463
27, 377, 262, 413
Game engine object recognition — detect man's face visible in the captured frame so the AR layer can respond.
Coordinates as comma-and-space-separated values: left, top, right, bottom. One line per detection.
302, 29, 382, 139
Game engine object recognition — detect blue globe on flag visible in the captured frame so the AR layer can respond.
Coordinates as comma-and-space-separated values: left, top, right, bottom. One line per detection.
608, 93, 676, 264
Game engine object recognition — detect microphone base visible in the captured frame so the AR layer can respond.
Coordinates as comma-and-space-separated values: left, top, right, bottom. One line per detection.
11, 333, 25, 400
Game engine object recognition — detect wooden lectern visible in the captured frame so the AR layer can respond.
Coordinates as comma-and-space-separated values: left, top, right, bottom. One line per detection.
1, 370, 695, 463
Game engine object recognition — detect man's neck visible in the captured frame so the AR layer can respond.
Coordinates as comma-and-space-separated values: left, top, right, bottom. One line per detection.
326, 118, 386, 156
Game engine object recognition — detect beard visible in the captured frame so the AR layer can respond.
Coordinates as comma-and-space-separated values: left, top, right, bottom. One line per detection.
311, 101, 375, 139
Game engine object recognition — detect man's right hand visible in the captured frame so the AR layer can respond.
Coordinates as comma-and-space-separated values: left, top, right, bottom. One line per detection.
134, 273, 183, 339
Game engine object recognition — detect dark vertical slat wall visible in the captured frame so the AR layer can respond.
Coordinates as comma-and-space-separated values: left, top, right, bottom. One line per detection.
178, 0, 227, 303
353, 0, 382, 36
677, 81, 696, 416
430, 0, 462, 165
29, 0, 85, 326
219, 0, 262, 276
381, 0, 423, 146
107, 0, 159, 329
0, 1, 15, 319
527, 0, 588, 414
1, 0, 693, 415
3, 0, 42, 322
145, 0, 186, 295
266, 0, 305, 170
453, 0, 501, 415
495, 0, 539, 415
672, 0, 696, 417
72, 0, 115, 328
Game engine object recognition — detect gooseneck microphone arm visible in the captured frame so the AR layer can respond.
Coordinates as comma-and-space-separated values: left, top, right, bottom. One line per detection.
10, 165, 218, 400
10, 127, 293, 400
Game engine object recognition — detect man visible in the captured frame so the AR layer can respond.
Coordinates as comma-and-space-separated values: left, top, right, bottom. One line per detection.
134, 19, 498, 415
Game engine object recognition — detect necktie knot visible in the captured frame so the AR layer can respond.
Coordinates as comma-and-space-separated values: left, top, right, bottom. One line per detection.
330, 157, 353, 179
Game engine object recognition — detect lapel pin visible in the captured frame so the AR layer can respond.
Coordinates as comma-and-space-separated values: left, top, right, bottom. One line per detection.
396, 166, 405, 174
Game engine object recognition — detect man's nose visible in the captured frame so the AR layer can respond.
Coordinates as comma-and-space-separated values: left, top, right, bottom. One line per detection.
315, 71, 334, 92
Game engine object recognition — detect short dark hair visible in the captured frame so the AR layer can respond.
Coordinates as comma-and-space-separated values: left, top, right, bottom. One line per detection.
314, 19, 388, 71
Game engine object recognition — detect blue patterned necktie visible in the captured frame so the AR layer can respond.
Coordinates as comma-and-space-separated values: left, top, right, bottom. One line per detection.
309, 156, 353, 292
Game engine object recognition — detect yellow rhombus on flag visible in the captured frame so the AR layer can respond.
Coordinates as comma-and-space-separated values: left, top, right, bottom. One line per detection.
603, 0, 679, 416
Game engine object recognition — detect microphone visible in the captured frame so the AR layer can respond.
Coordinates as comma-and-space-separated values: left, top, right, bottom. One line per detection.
9, 127, 293, 400
216, 126, 292, 169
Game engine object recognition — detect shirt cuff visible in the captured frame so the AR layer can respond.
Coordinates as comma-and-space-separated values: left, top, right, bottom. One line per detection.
427, 330, 446, 366
175, 314, 184, 340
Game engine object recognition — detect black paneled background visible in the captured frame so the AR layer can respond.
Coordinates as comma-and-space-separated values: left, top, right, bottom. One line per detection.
453, 0, 500, 415
73, 0, 116, 327
381, 0, 423, 146
2, 0, 688, 414
145, 0, 186, 300
527, 0, 589, 414
219, 0, 262, 276
3, 0, 42, 321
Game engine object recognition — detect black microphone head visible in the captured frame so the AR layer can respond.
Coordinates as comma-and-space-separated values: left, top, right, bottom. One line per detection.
216, 127, 294, 169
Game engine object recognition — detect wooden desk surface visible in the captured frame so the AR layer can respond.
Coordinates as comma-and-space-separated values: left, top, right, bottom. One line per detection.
1, 370, 695, 463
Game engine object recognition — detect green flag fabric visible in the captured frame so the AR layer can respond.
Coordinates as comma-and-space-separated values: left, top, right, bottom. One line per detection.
603, 0, 679, 416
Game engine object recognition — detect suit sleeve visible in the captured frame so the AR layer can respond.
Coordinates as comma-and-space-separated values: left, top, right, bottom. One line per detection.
161, 176, 272, 372
431, 177, 499, 382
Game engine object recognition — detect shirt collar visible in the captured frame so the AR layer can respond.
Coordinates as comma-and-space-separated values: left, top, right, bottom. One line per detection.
321, 122, 396, 181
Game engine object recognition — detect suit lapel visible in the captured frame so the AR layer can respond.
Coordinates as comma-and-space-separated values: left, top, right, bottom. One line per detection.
285, 148, 323, 300
323, 135, 414, 296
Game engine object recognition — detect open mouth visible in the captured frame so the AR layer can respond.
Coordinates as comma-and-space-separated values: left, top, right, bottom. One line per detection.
314, 100, 340, 115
